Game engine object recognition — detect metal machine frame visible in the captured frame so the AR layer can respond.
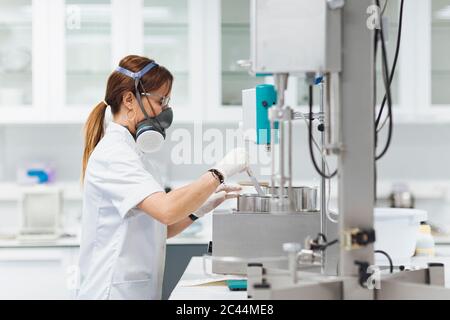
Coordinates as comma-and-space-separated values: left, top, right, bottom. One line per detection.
245, 0, 450, 300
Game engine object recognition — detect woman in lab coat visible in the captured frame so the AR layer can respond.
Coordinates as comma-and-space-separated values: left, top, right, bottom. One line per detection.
77, 55, 247, 300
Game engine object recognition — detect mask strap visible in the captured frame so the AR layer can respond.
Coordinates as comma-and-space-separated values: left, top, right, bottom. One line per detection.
115, 61, 159, 121
138, 80, 165, 132
116, 62, 158, 80
134, 79, 152, 119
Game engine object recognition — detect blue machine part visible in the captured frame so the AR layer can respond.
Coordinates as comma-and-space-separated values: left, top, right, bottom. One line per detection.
256, 84, 278, 144
226, 279, 247, 291
255, 72, 273, 77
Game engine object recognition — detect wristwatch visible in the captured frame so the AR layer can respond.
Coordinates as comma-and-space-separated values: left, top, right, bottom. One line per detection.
208, 169, 224, 184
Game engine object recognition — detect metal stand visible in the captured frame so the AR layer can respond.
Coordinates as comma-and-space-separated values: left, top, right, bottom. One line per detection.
248, 262, 450, 300
247, 0, 450, 300
319, 77, 328, 275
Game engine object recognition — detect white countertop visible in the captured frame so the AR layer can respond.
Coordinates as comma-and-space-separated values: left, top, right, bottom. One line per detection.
167, 236, 210, 245
0, 233, 209, 248
170, 246, 450, 300
0, 235, 81, 248
169, 257, 247, 300
410, 245, 450, 288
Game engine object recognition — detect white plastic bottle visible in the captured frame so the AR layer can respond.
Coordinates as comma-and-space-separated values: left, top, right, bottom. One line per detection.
415, 224, 435, 256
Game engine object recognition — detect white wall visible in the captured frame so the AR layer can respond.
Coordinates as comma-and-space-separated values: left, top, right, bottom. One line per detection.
1, 122, 450, 180
0, 121, 450, 183
1, 121, 450, 232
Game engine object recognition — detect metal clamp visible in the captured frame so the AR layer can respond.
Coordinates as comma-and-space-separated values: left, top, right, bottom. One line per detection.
343, 228, 376, 251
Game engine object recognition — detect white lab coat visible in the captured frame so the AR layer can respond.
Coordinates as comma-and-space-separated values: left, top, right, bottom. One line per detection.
77, 122, 167, 300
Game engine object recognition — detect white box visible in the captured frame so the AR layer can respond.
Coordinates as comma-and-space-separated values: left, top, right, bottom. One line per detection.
19, 186, 62, 238
250, 0, 342, 73
374, 208, 428, 265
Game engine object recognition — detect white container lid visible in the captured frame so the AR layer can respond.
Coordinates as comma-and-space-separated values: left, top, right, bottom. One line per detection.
374, 208, 428, 223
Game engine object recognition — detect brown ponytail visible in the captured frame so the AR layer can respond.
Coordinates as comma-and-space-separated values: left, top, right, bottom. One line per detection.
81, 54, 173, 182
81, 101, 108, 182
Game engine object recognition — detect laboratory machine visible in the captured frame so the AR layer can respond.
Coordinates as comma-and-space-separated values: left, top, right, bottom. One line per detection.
211, 0, 450, 299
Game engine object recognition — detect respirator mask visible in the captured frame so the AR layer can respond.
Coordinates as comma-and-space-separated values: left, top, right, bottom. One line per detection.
115, 62, 173, 153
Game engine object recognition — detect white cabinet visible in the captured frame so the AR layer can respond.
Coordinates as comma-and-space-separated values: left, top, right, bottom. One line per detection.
0, 0, 251, 124
55, 0, 203, 123
1, 0, 449, 124
45, 0, 114, 122
292, 0, 450, 123
0, 0, 113, 123
0, 0, 203, 123
0, 246, 79, 299
431, 0, 450, 106
0, 0, 32, 109
143, 0, 190, 107
221, 0, 263, 107
0, 0, 47, 123
204, 0, 269, 122
64, 0, 112, 108
141, 0, 203, 122
388, 0, 450, 122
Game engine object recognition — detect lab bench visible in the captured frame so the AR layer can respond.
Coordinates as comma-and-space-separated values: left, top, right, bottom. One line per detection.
0, 235, 210, 300
0, 237, 81, 249
169, 257, 247, 300
170, 245, 450, 300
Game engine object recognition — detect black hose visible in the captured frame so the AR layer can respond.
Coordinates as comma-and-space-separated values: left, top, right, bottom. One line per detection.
375, 0, 405, 160
375, 250, 394, 274
375, 0, 405, 129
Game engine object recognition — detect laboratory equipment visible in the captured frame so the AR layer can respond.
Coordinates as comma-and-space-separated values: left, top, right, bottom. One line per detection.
238, 180, 270, 194
235, 187, 318, 214
212, 209, 338, 275
242, 84, 277, 145
389, 183, 415, 208
374, 208, 427, 265
246, 168, 265, 196
212, 0, 331, 275
250, 0, 341, 73
18, 186, 62, 240
226, 280, 247, 291
261, 186, 318, 212
236, 194, 271, 213
212, 0, 450, 300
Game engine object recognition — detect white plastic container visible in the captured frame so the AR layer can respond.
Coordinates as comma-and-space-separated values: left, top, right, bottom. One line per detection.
374, 208, 428, 265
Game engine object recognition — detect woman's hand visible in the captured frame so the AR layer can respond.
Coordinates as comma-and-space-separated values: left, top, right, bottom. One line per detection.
192, 184, 242, 218
211, 148, 249, 180
167, 184, 241, 238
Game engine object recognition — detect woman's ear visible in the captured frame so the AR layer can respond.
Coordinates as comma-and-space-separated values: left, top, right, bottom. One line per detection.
122, 91, 135, 110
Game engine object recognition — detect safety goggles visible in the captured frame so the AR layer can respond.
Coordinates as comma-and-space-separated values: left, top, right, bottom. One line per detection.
141, 92, 171, 108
